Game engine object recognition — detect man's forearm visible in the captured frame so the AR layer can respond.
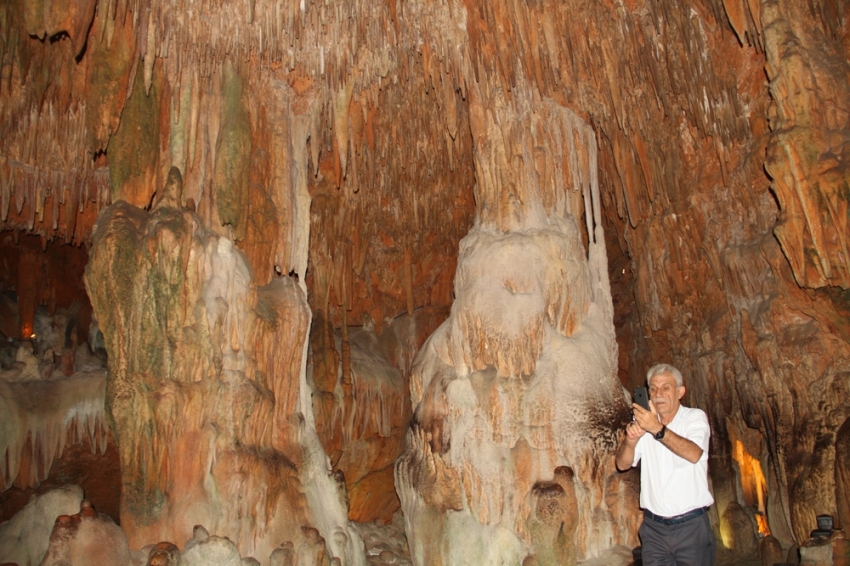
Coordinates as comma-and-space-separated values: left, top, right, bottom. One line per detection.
616, 441, 635, 472
658, 429, 703, 463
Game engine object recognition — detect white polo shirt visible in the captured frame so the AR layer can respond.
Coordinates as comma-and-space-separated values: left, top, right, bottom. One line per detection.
632, 405, 714, 517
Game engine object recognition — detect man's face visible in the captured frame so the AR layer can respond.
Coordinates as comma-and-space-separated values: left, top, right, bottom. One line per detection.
649, 372, 685, 418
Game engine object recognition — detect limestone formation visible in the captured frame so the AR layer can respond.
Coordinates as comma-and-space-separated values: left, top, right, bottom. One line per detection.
181, 525, 246, 566
759, 535, 785, 566
38, 500, 132, 566
395, 97, 633, 564
145, 542, 180, 566
0, 352, 108, 492
309, 319, 412, 524
84, 169, 363, 565
0, 485, 84, 566
719, 501, 759, 560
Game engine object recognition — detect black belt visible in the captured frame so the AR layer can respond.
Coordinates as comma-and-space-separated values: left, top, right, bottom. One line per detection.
643, 506, 708, 525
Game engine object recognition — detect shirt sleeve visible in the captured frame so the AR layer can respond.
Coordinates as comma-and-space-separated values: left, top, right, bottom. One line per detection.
632, 434, 647, 467
682, 409, 711, 462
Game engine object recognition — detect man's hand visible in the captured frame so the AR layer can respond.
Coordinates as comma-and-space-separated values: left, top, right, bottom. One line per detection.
616, 418, 648, 471
624, 420, 646, 443
632, 401, 663, 435
631, 400, 705, 464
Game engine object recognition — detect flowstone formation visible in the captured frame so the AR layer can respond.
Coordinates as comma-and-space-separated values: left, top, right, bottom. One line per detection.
309, 315, 424, 524
395, 93, 635, 565
0, 346, 108, 493
85, 169, 364, 565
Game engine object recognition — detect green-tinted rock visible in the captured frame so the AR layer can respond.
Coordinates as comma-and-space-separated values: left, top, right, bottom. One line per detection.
85, 17, 135, 152
107, 64, 161, 202
214, 59, 252, 240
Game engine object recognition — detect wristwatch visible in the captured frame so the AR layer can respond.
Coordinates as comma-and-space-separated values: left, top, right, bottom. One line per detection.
654, 425, 667, 440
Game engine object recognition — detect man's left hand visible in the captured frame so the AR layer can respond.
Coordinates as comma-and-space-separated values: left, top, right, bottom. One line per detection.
632, 401, 662, 435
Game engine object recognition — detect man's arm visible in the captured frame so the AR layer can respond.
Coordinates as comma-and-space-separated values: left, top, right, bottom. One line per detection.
616, 421, 645, 472
633, 403, 704, 464
655, 428, 703, 463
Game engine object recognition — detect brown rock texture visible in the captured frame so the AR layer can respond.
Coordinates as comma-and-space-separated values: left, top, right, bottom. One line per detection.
596, 0, 850, 551
307, 296, 448, 524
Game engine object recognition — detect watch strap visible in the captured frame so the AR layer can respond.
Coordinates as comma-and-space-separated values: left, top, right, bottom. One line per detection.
654, 425, 667, 440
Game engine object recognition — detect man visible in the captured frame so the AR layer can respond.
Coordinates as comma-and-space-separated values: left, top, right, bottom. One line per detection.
616, 363, 716, 566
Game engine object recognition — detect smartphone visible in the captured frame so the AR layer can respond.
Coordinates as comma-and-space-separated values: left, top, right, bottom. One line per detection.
633, 387, 651, 411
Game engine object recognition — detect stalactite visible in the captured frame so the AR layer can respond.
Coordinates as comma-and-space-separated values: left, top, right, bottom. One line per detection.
0, 373, 109, 492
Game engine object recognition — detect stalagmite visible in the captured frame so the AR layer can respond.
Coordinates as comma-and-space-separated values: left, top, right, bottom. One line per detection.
85, 168, 364, 565
38, 500, 132, 566
0, 485, 84, 566
395, 87, 632, 564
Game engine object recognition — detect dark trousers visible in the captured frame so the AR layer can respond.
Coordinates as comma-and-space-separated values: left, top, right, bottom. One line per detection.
638, 512, 716, 566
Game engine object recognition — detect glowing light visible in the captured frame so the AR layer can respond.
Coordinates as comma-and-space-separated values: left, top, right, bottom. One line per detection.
732, 439, 770, 536
20, 322, 34, 340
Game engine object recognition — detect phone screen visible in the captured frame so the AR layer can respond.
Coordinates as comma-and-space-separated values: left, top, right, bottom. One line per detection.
633, 387, 650, 411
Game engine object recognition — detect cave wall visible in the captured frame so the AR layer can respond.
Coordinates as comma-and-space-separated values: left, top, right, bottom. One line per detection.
594, 0, 850, 546
1, 0, 849, 561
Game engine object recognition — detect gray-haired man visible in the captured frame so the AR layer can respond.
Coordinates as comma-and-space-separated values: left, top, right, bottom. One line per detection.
616, 363, 716, 566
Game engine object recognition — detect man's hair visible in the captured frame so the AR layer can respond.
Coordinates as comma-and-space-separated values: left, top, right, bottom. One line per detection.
647, 363, 683, 387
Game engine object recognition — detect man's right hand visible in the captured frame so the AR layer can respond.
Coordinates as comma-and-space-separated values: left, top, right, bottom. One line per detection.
616, 421, 645, 471
625, 421, 646, 443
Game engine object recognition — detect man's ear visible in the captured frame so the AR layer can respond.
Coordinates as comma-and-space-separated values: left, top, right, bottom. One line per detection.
677, 386, 686, 400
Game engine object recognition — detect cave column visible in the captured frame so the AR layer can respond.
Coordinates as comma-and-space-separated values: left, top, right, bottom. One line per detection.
396, 77, 633, 565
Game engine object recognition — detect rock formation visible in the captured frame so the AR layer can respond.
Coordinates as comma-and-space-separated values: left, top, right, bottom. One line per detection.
84, 167, 363, 564
395, 95, 633, 564
600, 0, 850, 549
0, 0, 849, 564
0, 304, 109, 496
309, 316, 417, 524
0, 485, 84, 566
39, 499, 132, 566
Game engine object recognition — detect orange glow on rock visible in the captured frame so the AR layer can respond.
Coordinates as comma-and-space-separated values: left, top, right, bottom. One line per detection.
733, 439, 771, 536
